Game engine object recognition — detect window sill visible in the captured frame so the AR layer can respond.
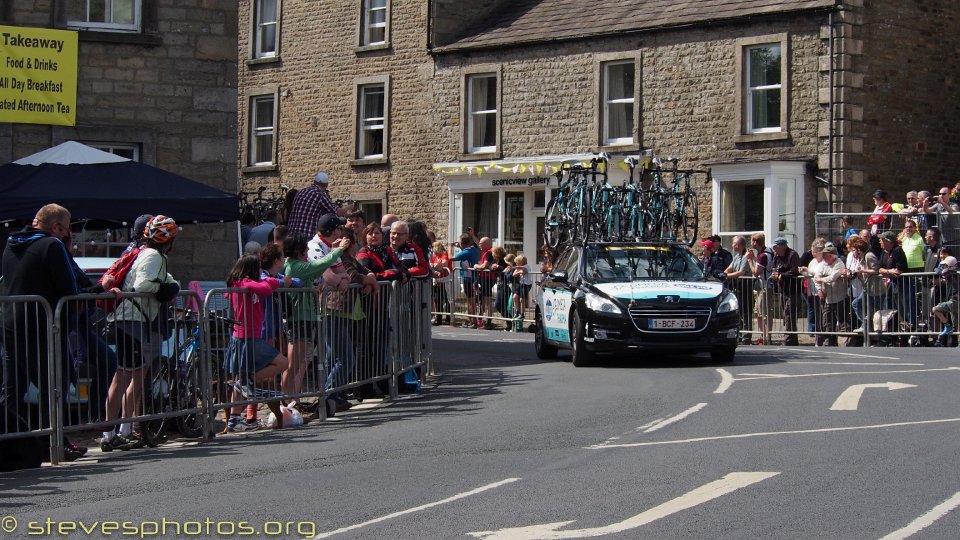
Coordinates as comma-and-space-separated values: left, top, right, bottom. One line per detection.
458, 150, 501, 162
598, 142, 640, 153
246, 57, 281, 68
350, 157, 389, 167
76, 30, 162, 47
355, 43, 391, 54
734, 131, 790, 143
241, 164, 278, 174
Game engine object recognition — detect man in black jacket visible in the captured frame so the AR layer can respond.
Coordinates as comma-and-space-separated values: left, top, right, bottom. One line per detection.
770, 237, 802, 346
1, 203, 86, 462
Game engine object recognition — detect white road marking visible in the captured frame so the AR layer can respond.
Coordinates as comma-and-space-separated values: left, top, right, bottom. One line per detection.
878, 491, 960, 540
308, 477, 521, 539
714, 368, 735, 394
735, 366, 960, 381
587, 417, 960, 450
829, 382, 917, 411
467, 472, 779, 539
638, 417, 665, 431
774, 348, 902, 360
788, 361, 923, 366
643, 403, 707, 433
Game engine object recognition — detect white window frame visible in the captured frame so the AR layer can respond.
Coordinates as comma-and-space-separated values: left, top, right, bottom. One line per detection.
66, 0, 142, 33
711, 161, 806, 250
248, 94, 277, 167
358, 83, 385, 159
602, 60, 636, 146
253, 0, 280, 59
360, 0, 389, 47
89, 142, 140, 161
466, 73, 498, 154
745, 44, 782, 134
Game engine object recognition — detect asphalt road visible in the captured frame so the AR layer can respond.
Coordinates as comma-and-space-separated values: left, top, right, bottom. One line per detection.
3, 328, 960, 540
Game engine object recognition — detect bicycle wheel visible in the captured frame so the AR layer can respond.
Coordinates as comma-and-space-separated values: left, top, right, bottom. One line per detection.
674, 191, 699, 246
140, 359, 174, 447
174, 350, 206, 438
544, 198, 563, 248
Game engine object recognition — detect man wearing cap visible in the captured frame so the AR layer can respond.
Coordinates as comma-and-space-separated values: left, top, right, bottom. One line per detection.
287, 171, 357, 237
700, 237, 732, 276
867, 190, 892, 236
878, 230, 907, 318
931, 248, 959, 344
813, 242, 848, 346
770, 236, 801, 345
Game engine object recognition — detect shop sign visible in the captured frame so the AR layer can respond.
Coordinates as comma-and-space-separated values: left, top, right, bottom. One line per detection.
0, 25, 78, 126
490, 176, 551, 187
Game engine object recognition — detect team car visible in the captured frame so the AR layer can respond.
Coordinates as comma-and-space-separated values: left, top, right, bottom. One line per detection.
534, 241, 739, 366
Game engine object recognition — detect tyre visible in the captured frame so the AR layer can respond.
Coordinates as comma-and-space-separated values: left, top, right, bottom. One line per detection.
710, 347, 736, 364
677, 191, 699, 246
535, 310, 558, 359
544, 199, 563, 248
175, 352, 206, 438
570, 310, 595, 367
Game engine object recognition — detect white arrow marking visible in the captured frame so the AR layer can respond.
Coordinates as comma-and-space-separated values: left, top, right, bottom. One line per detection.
878, 491, 960, 540
309, 478, 520, 539
468, 472, 779, 540
643, 403, 707, 433
830, 382, 917, 411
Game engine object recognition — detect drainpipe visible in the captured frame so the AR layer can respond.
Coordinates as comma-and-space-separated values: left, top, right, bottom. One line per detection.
828, 3, 840, 213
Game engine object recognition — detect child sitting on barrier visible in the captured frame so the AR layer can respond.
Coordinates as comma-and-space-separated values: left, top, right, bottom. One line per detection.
511, 255, 533, 331
931, 249, 959, 346
223, 255, 291, 432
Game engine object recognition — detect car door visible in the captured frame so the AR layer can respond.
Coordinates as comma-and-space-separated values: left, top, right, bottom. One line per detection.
540, 248, 578, 343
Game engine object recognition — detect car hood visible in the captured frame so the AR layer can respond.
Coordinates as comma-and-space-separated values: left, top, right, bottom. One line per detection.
593, 280, 724, 301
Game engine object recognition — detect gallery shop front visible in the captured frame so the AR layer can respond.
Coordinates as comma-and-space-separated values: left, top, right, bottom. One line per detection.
433, 153, 637, 261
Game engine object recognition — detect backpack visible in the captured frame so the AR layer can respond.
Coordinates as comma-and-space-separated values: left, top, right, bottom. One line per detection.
754, 247, 776, 291
96, 247, 142, 311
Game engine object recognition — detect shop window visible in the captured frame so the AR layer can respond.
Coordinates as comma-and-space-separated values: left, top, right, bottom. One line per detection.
602, 60, 635, 146
253, 0, 280, 59
465, 73, 498, 154
67, 0, 141, 32
720, 179, 764, 234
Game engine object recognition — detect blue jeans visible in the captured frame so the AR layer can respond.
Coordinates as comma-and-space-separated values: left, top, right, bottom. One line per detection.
323, 315, 355, 390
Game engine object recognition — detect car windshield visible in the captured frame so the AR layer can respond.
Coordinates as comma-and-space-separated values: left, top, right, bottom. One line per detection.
583, 244, 705, 282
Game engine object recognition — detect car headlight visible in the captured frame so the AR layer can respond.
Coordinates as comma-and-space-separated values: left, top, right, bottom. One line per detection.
585, 292, 622, 314
717, 292, 739, 314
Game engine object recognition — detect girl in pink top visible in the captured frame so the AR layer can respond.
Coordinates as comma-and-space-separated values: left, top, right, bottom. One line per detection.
223, 255, 291, 431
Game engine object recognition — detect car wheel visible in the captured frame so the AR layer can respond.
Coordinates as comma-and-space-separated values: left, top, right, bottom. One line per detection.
710, 347, 736, 364
535, 310, 558, 359
571, 310, 595, 367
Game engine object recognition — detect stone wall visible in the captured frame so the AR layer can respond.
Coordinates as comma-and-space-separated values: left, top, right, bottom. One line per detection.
430, 15, 827, 242
0, 0, 239, 282
846, 0, 960, 209
237, 0, 446, 233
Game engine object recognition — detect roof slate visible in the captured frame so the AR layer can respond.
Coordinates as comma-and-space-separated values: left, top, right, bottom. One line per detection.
437, 0, 836, 51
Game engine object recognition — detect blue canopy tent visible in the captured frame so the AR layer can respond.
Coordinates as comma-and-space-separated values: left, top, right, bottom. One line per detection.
0, 141, 237, 223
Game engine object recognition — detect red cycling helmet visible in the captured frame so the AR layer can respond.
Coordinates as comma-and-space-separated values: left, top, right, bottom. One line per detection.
144, 215, 178, 244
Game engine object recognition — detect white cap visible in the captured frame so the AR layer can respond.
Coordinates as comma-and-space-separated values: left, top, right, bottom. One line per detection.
942, 256, 958, 268
314, 171, 329, 184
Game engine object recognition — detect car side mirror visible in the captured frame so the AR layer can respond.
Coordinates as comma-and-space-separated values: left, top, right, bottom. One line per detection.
551, 270, 568, 283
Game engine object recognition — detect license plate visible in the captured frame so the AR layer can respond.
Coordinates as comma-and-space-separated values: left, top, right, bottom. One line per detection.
648, 319, 696, 329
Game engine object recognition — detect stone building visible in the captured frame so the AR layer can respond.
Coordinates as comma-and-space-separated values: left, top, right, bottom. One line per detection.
237, 0, 960, 257
0, 1, 239, 282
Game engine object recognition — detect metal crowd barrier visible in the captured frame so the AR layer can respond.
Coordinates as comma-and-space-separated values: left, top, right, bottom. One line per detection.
816, 211, 960, 249
732, 271, 959, 347
435, 268, 543, 330
206, 279, 431, 431
0, 295, 57, 459
0, 279, 432, 465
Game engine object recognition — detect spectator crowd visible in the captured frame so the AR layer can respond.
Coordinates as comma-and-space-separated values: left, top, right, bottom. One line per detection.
707, 186, 960, 348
